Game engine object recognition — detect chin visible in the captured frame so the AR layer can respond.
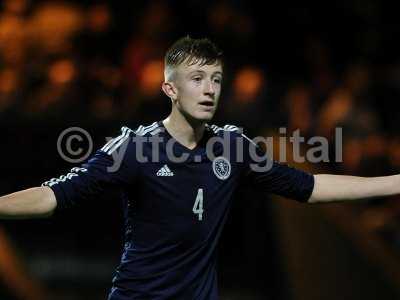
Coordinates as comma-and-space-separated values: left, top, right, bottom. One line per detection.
193, 112, 214, 122
182, 109, 215, 124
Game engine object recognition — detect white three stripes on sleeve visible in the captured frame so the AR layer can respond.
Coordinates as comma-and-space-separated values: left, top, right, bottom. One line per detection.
101, 127, 131, 153
101, 122, 160, 155
134, 122, 158, 136
42, 167, 88, 187
106, 128, 132, 155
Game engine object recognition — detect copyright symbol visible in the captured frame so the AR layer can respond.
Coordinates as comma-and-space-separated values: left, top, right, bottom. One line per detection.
57, 127, 93, 163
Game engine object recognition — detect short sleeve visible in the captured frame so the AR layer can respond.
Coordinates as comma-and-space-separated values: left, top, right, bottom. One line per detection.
241, 134, 314, 202
42, 129, 138, 210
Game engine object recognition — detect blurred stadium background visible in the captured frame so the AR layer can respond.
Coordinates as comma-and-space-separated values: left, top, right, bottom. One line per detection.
1, 0, 400, 299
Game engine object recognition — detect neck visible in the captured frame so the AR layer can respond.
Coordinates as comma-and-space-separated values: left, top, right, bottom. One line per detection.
162, 108, 206, 150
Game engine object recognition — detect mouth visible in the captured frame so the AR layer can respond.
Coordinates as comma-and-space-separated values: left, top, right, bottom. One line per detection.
198, 100, 214, 108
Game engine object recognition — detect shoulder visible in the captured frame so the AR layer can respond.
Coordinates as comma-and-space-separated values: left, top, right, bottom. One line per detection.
206, 123, 252, 140
101, 121, 161, 155
206, 123, 258, 148
206, 124, 242, 136
132, 121, 162, 136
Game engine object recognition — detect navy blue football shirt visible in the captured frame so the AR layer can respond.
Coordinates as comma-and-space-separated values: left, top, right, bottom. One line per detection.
42, 121, 314, 300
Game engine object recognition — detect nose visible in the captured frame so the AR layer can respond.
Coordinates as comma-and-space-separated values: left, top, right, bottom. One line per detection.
203, 79, 215, 98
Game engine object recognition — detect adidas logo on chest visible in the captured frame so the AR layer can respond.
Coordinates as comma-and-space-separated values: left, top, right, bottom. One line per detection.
156, 164, 174, 176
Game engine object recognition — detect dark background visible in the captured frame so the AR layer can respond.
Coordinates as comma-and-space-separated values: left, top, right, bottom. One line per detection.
1, 0, 400, 299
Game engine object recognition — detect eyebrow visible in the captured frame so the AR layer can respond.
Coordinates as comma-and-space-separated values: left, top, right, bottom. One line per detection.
188, 70, 223, 76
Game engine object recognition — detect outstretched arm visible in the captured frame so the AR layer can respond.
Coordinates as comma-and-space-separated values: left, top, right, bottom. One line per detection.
0, 128, 137, 220
0, 187, 57, 219
309, 174, 400, 203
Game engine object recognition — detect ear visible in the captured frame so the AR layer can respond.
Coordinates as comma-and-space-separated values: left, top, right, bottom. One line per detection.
162, 81, 178, 102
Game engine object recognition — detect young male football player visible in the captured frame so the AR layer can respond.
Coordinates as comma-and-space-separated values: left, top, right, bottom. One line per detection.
1, 37, 400, 299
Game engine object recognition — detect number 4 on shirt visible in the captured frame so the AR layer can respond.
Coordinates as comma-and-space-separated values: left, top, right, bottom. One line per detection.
193, 188, 204, 221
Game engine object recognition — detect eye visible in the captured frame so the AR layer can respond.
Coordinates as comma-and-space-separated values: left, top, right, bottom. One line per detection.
213, 78, 222, 84
192, 76, 202, 82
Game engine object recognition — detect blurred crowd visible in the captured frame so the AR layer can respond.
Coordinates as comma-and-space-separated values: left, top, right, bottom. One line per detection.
1, 0, 400, 299
0, 0, 260, 125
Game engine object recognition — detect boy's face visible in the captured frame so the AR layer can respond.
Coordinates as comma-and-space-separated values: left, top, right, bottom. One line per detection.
168, 60, 223, 123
